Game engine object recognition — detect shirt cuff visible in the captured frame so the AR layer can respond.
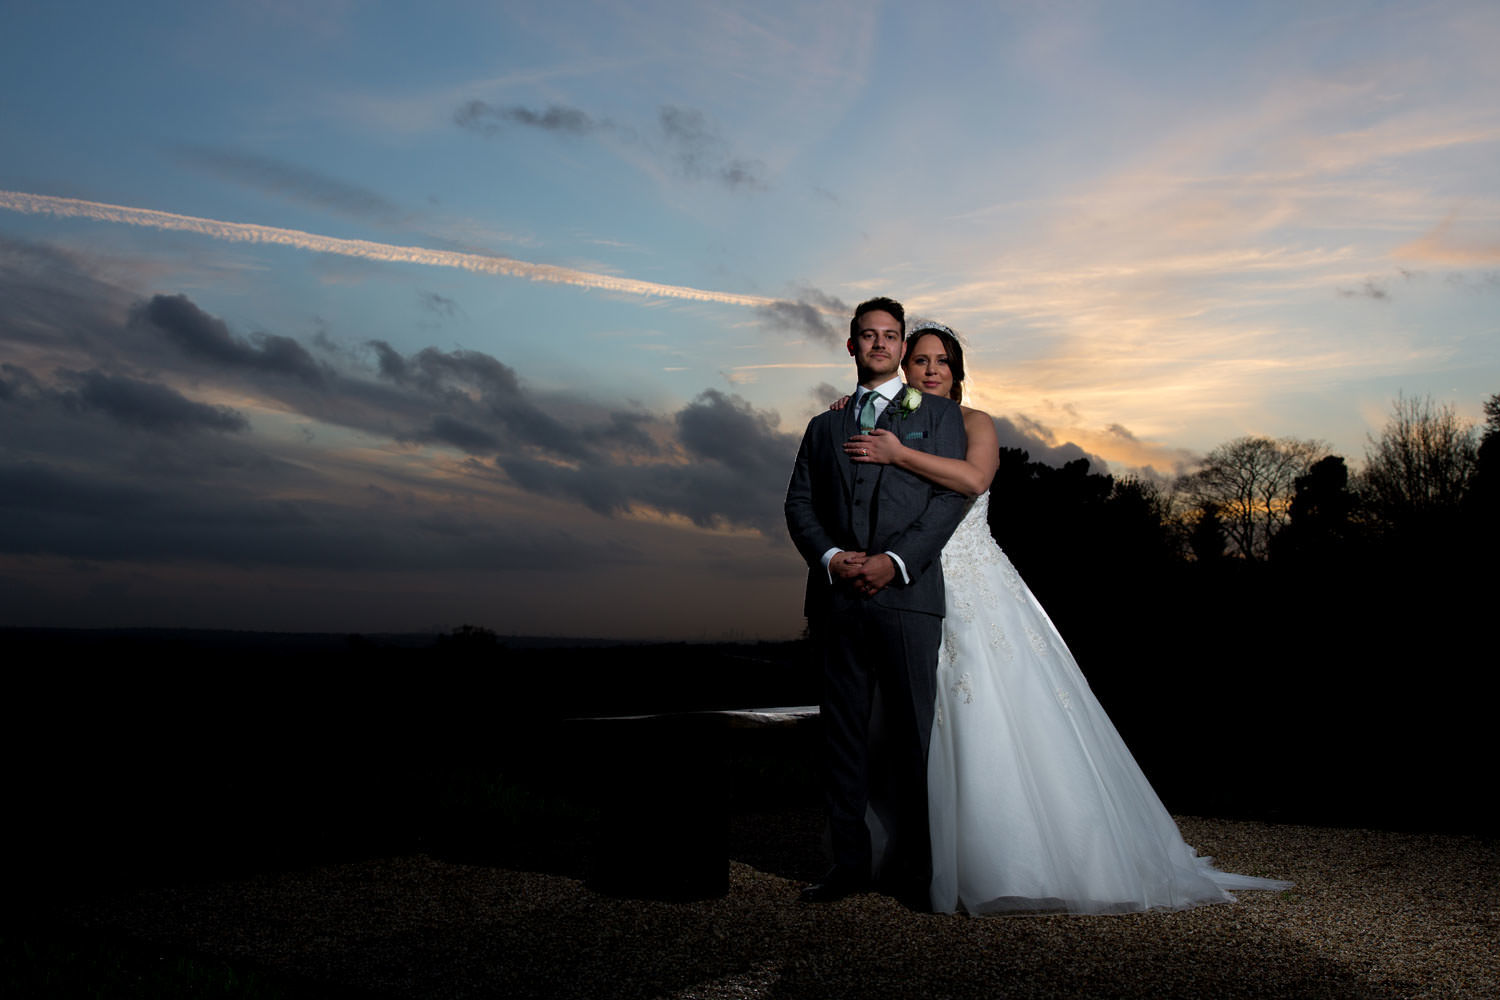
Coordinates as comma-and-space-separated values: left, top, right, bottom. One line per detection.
820, 547, 842, 584
885, 551, 910, 585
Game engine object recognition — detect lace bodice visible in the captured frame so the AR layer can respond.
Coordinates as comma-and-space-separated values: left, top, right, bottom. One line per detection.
938, 492, 1033, 674
940, 491, 1026, 602
944, 491, 993, 553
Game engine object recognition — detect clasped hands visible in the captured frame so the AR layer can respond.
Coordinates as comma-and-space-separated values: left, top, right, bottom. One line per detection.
830, 550, 897, 597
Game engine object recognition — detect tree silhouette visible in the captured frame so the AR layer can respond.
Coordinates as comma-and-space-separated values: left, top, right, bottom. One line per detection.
987, 450, 1115, 582
1467, 393, 1499, 508
1099, 475, 1180, 569
1463, 392, 1499, 555
1187, 502, 1228, 563
1175, 436, 1325, 560
1273, 455, 1357, 562
1360, 394, 1477, 538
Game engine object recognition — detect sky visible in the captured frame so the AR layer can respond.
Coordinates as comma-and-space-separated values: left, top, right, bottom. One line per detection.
2, 1, 1497, 639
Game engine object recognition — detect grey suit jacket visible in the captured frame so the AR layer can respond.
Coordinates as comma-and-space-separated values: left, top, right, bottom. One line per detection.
784, 388, 969, 620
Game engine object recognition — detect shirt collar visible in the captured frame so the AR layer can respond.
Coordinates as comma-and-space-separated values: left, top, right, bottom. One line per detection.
857, 374, 904, 403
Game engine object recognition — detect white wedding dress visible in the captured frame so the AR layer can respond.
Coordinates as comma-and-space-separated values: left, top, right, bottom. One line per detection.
927, 492, 1291, 914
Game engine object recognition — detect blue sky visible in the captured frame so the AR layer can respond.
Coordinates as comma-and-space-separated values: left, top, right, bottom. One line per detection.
2, 1, 1497, 638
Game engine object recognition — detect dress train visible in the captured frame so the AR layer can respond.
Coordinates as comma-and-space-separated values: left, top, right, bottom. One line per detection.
927, 492, 1291, 914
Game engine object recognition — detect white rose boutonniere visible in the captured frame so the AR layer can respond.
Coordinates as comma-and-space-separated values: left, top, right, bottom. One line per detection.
897, 386, 923, 418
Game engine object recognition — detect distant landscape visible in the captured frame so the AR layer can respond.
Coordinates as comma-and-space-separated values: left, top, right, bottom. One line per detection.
4, 392, 1495, 907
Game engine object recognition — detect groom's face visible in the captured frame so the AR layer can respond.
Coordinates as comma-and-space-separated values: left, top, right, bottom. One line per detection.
848, 310, 905, 383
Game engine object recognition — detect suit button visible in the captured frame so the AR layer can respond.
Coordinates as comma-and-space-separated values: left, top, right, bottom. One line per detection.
855, 477, 864, 485
853, 499, 862, 506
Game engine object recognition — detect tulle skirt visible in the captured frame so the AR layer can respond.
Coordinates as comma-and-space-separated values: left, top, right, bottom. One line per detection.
927, 493, 1290, 914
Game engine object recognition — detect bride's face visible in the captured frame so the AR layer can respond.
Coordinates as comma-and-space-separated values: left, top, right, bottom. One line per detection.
903, 333, 954, 398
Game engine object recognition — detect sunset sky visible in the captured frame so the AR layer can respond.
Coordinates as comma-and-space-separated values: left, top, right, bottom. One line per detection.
3, 1, 1497, 638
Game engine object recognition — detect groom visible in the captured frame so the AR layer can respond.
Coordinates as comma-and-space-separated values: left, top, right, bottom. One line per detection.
784, 296, 968, 906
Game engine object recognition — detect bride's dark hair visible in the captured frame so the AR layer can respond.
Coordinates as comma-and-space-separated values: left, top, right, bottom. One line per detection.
906, 323, 965, 402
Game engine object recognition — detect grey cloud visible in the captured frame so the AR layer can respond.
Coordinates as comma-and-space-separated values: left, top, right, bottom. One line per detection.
505, 104, 600, 133
480, 395, 586, 458
175, 146, 406, 225
1442, 270, 1500, 292
131, 294, 325, 383
2, 358, 246, 436
677, 389, 788, 482
410, 414, 500, 454
419, 291, 462, 318
1, 240, 800, 584
760, 300, 839, 346
0, 237, 139, 360
632, 390, 797, 532
658, 106, 767, 190
0, 460, 303, 564
598, 410, 660, 457
368, 339, 408, 382
0, 362, 42, 401
1337, 279, 1390, 301
372, 341, 519, 397
498, 390, 796, 533
759, 285, 850, 345
0, 458, 619, 572
992, 414, 1107, 470
721, 161, 764, 188
368, 341, 591, 459
499, 456, 629, 518
454, 99, 766, 191
60, 369, 248, 433
0, 460, 153, 525
797, 286, 852, 314
810, 383, 842, 405
454, 100, 606, 137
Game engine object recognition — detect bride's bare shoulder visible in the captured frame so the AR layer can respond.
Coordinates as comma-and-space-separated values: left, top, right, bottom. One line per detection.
960, 406, 998, 452
960, 405, 993, 424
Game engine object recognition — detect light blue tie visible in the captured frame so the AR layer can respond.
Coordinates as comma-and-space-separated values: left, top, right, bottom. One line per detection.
857, 390, 884, 432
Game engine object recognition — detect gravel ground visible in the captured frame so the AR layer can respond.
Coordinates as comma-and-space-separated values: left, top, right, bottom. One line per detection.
60, 815, 1498, 1000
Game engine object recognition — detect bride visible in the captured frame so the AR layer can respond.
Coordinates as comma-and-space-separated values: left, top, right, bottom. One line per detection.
841, 321, 1291, 914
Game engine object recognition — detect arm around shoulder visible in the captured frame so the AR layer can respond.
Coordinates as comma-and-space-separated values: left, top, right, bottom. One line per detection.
877, 399, 974, 581
957, 407, 999, 494
862, 399, 995, 496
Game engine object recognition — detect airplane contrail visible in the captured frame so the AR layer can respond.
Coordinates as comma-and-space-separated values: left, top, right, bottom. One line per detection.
0, 189, 780, 308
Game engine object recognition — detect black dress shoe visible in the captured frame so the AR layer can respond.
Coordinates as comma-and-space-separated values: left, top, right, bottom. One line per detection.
799, 867, 871, 903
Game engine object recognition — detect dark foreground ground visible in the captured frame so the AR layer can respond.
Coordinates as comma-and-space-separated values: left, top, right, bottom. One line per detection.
4, 630, 1496, 997
14, 812, 1500, 1000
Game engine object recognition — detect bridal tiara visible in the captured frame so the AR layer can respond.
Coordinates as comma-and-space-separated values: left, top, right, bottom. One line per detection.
909, 319, 957, 339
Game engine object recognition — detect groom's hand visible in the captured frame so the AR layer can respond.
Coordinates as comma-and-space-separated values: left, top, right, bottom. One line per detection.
829, 551, 867, 581
851, 553, 897, 596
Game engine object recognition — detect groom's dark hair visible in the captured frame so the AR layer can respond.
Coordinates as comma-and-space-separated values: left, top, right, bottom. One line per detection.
850, 296, 905, 339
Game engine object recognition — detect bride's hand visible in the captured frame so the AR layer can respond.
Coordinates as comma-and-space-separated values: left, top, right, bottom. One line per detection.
845, 429, 903, 464
829, 395, 851, 411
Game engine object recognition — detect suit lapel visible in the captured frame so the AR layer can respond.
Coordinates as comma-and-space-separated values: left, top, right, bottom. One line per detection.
876, 384, 905, 430
830, 395, 857, 493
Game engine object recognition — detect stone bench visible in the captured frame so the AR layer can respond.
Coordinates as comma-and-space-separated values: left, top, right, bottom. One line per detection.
571, 706, 818, 900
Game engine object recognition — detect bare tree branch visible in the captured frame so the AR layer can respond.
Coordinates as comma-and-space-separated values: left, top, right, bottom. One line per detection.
1175, 436, 1326, 561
